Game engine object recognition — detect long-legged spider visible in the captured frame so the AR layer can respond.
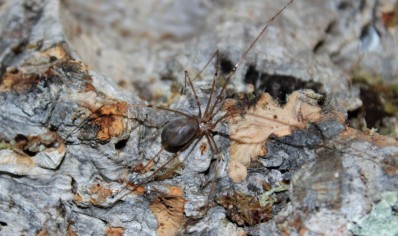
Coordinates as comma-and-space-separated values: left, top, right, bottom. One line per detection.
64, 0, 295, 208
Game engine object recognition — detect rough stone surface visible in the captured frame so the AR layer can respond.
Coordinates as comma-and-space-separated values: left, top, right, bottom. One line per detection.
1, 0, 397, 235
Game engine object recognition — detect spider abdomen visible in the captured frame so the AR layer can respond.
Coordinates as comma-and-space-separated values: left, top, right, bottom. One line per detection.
161, 117, 199, 153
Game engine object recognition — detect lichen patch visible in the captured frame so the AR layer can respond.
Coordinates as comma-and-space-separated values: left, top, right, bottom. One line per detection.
39, 43, 70, 61
216, 191, 273, 226
90, 102, 129, 141
89, 183, 114, 205
149, 186, 186, 236
340, 127, 398, 148
105, 227, 125, 236
0, 71, 40, 93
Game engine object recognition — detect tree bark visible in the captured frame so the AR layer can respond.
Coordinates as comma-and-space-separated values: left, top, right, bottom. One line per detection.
1, 0, 397, 235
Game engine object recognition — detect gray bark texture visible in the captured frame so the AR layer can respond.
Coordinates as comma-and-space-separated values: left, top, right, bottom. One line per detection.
1, 0, 398, 235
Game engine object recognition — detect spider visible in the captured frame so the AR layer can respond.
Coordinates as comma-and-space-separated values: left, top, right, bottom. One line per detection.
63, 0, 295, 208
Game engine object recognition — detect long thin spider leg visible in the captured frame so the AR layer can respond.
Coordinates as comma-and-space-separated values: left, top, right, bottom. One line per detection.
150, 132, 203, 182
207, 0, 295, 117
207, 96, 226, 121
240, 112, 302, 129
184, 49, 221, 119
110, 108, 203, 202
191, 49, 220, 83
211, 110, 239, 128
107, 118, 198, 203
110, 154, 177, 203
63, 104, 107, 141
202, 133, 223, 213
183, 70, 188, 95
183, 49, 219, 96
136, 112, 202, 174
185, 71, 202, 117
142, 137, 202, 183
210, 109, 303, 131
139, 146, 166, 170
203, 50, 220, 118
112, 134, 204, 205
62, 102, 194, 143
211, 129, 274, 145
184, 49, 220, 118
145, 103, 192, 119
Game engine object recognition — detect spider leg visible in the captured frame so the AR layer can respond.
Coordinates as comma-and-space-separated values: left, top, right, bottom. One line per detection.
202, 133, 224, 214
206, 0, 295, 117
185, 71, 203, 117
183, 49, 220, 118
107, 133, 204, 206
203, 50, 220, 118
62, 104, 107, 142
62, 102, 194, 144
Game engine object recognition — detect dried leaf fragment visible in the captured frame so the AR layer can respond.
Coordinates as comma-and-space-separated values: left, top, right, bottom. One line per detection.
226, 91, 322, 182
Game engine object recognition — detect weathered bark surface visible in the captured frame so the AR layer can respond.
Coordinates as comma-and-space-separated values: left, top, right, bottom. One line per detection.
0, 0, 397, 235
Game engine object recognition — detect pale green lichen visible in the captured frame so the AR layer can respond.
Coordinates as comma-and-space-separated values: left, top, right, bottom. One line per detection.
258, 182, 288, 207
0, 141, 10, 150
350, 192, 398, 236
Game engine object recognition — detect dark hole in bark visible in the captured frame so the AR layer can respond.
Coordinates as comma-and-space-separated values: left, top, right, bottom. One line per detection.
243, 65, 325, 105
115, 138, 128, 150
358, 85, 387, 129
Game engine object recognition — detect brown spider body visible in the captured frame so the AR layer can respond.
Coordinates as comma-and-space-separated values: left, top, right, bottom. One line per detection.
161, 117, 199, 153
